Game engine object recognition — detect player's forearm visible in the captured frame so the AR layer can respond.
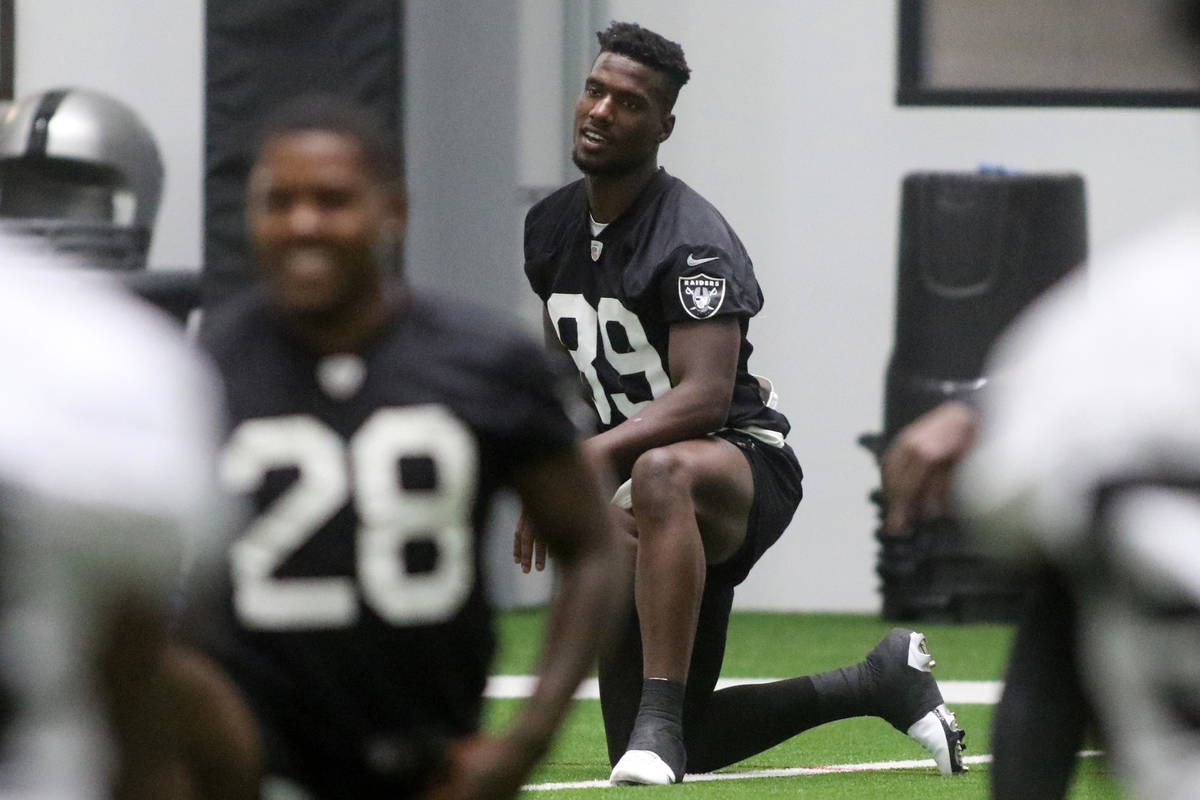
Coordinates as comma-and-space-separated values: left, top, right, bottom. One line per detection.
505, 449, 626, 760
582, 315, 739, 478
587, 381, 730, 478
881, 400, 980, 533
506, 526, 625, 761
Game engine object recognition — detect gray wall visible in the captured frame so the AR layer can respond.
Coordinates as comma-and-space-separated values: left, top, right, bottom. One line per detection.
403, 0, 609, 605
18, 0, 1200, 610
404, 0, 551, 605
403, 0, 521, 303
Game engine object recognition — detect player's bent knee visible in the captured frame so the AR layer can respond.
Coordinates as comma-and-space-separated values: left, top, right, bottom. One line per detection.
629, 447, 697, 511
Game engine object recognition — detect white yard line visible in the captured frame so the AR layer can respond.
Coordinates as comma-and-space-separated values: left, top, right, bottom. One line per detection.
494, 675, 1094, 792
485, 676, 1003, 705
522, 751, 1105, 792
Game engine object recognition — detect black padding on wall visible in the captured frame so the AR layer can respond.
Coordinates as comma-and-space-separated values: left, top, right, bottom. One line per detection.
884, 171, 1086, 439
204, 0, 403, 311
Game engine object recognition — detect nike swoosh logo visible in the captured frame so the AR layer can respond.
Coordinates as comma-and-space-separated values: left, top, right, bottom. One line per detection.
686, 254, 719, 267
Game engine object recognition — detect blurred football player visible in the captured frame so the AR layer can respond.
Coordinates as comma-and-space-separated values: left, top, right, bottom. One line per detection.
190, 94, 623, 799
0, 246, 228, 798
956, 208, 1200, 800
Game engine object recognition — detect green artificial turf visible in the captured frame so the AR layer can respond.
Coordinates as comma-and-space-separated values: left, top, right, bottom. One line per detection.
494, 608, 1012, 679
487, 610, 1123, 799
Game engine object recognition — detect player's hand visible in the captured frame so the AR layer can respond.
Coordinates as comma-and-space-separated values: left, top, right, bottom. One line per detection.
421, 734, 535, 800
880, 401, 979, 535
513, 511, 548, 573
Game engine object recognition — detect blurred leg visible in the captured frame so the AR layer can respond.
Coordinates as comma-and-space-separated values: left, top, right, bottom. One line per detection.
992, 568, 1090, 800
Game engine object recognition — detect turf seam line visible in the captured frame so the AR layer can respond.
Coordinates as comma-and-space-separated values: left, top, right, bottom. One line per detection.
486, 676, 1002, 704
521, 750, 1105, 791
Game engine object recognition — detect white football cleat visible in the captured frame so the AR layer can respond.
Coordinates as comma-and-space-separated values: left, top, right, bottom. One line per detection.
867, 628, 967, 775
907, 703, 967, 775
609, 749, 679, 785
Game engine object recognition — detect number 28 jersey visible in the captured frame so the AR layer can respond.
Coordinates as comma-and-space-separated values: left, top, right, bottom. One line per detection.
199, 290, 578, 777
524, 168, 790, 439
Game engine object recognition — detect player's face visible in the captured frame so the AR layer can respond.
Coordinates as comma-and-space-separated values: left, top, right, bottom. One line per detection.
247, 131, 401, 321
572, 52, 675, 176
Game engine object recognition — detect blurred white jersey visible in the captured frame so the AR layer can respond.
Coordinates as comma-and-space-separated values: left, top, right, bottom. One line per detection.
957, 209, 1200, 800
0, 255, 225, 798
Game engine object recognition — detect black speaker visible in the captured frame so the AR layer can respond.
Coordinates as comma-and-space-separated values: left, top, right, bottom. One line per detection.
885, 170, 1086, 438
866, 170, 1087, 622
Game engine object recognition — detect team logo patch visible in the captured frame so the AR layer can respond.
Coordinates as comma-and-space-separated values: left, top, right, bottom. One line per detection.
590, 239, 604, 261
678, 273, 726, 319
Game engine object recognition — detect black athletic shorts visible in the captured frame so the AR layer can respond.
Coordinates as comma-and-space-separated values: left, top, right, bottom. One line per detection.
707, 429, 803, 587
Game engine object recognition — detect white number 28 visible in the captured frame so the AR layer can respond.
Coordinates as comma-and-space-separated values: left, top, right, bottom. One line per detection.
220, 406, 478, 630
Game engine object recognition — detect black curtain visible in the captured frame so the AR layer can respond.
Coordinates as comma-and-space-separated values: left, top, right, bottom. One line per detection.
204, 0, 404, 311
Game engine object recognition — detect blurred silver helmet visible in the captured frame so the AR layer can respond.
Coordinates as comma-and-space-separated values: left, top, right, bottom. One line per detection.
0, 88, 163, 270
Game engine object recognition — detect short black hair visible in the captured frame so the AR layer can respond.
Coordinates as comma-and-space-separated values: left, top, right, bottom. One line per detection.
596, 21, 691, 108
255, 94, 404, 189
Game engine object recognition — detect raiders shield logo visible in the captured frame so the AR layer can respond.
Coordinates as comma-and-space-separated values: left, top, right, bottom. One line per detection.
590, 240, 603, 261
678, 273, 726, 319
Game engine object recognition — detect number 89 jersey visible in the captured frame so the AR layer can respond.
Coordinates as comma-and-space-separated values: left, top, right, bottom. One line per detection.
524, 168, 790, 439
199, 291, 578, 782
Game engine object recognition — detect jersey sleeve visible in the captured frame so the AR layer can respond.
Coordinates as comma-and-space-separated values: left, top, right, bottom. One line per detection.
486, 332, 583, 471
523, 182, 584, 301
641, 187, 765, 324
523, 203, 551, 300
655, 244, 764, 324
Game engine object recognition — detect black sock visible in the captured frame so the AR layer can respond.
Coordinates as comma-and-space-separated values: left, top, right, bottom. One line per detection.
810, 660, 874, 720
626, 678, 686, 775
685, 671, 874, 773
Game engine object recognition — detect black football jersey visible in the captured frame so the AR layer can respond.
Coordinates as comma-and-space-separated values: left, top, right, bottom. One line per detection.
524, 168, 789, 439
197, 290, 577, 792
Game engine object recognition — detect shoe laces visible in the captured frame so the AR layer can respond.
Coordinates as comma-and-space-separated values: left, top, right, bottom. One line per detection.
942, 708, 967, 751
